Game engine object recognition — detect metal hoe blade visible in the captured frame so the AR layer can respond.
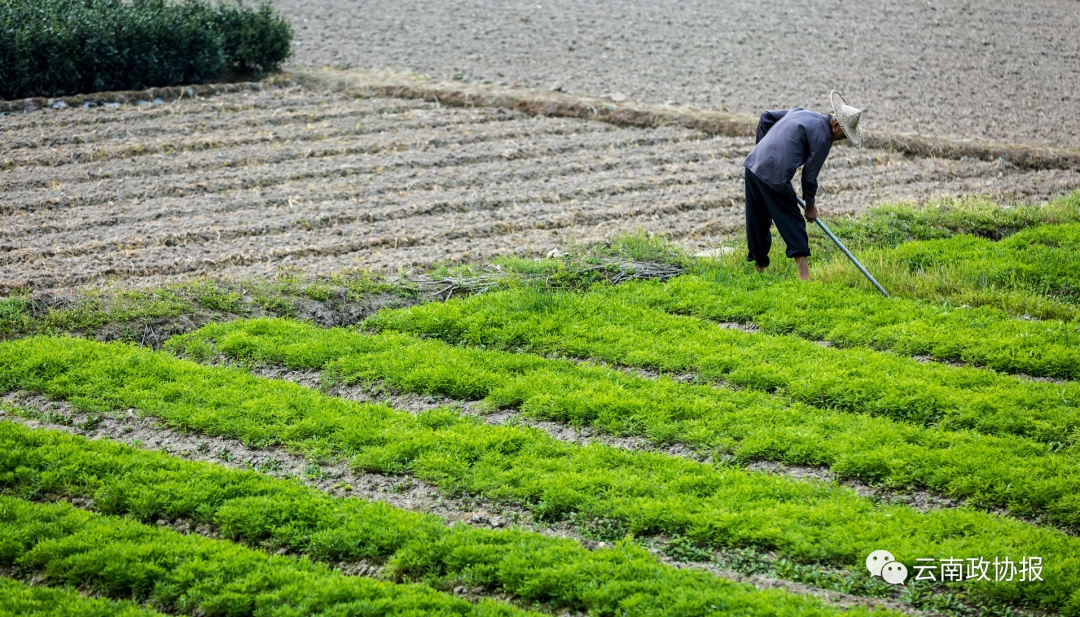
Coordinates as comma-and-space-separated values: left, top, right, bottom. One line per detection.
795, 194, 891, 298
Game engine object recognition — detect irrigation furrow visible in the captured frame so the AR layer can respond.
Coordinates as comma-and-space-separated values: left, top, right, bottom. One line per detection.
0, 396, 923, 617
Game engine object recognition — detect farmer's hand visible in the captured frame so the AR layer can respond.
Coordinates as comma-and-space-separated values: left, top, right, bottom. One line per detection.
804, 204, 819, 222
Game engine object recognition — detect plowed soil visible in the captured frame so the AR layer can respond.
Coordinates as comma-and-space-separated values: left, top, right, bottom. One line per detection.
2, 86, 1078, 291
273, 0, 1080, 149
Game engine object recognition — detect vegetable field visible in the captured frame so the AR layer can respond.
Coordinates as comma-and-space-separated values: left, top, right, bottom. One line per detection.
2, 184, 1080, 616
4, 65, 1080, 616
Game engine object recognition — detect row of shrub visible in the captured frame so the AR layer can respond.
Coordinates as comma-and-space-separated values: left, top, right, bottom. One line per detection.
0, 0, 292, 100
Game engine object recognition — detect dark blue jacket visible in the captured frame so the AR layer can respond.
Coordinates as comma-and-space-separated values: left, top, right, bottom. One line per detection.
743, 108, 832, 208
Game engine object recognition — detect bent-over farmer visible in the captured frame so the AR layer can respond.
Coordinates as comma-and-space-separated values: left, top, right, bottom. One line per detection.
742, 90, 863, 280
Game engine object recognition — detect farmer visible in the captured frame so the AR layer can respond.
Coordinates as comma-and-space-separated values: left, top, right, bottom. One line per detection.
742, 90, 863, 280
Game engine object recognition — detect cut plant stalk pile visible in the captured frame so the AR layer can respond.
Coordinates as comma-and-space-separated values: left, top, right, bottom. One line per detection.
173, 318, 1080, 529
0, 421, 890, 617
1, 337, 1078, 614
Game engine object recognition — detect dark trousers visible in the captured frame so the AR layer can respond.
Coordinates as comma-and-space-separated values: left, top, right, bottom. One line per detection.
744, 168, 810, 268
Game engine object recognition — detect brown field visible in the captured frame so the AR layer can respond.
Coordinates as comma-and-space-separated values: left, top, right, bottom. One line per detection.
3, 81, 1078, 292
273, 0, 1080, 149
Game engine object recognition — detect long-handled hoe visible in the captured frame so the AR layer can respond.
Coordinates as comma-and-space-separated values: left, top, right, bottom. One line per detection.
795, 194, 891, 297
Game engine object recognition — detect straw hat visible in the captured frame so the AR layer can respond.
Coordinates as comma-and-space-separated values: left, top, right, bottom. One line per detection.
829, 90, 864, 148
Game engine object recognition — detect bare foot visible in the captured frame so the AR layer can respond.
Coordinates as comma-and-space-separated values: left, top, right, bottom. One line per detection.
754, 264, 766, 273
795, 256, 810, 280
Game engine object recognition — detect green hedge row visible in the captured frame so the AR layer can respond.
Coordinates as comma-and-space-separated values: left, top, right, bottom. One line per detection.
0, 0, 292, 100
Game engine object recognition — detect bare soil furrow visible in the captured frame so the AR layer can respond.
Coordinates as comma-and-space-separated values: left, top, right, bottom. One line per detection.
0, 124, 682, 215
0, 137, 709, 240
0, 109, 529, 190
4, 115, 678, 199
0, 170, 743, 274
0, 113, 633, 211
0, 87, 436, 136
0, 105, 532, 174
0, 95, 440, 155
0, 200, 731, 290
0, 393, 923, 616
103, 217, 723, 287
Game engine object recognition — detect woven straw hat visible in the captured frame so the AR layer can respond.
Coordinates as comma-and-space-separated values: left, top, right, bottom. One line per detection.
829, 90, 864, 148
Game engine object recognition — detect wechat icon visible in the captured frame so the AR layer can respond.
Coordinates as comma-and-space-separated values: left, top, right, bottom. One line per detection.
866, 550, 908, 585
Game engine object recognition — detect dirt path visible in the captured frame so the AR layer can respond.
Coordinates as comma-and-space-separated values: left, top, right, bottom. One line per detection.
3, 85, 1077, 291
269, 0, 1080, 149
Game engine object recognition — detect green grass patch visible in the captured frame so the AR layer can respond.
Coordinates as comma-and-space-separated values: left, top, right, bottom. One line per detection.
1, 336, 1078, 613
820, 191, 1080, 248
781, 191, 1080, 316
810, 223, 1080, 318
0, 421, 885, 617
0, 273, 417, 344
